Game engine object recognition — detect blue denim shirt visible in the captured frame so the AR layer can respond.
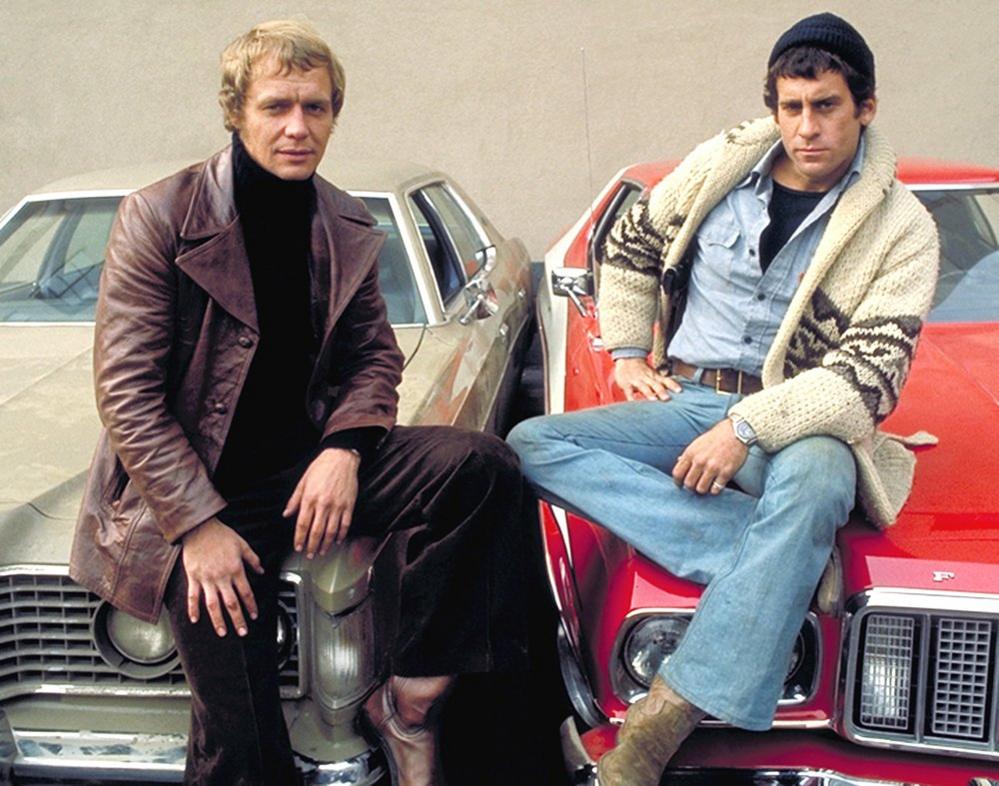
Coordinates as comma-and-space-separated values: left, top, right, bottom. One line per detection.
613, 137, 865, 376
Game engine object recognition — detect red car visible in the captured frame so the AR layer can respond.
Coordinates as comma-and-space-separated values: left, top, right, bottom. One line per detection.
534, 158, 999, 785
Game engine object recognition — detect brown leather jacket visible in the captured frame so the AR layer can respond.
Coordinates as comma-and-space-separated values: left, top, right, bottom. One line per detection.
69, 148, 404, 623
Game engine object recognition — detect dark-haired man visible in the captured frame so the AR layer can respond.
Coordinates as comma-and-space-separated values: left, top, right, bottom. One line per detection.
71, 19, 525, 786
509, 13, 938, 785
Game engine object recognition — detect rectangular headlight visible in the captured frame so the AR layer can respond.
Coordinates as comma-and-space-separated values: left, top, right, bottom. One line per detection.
858, 613, 917, 731
312, 596, 377, 711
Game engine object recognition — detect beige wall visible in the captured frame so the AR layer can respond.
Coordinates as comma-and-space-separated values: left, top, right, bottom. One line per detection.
2, 0, 996, 256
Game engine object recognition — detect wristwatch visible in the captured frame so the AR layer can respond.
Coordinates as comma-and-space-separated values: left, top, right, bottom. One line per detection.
729, 414, 758, 446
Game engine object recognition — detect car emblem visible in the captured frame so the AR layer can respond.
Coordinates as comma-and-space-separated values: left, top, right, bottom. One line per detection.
932, 570, 956, 582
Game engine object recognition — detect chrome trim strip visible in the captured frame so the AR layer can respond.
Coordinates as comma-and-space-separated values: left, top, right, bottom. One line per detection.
907, 183, 999, 192
841, 589, 999, 762
551, 505, 573, 568
847, 587, 999, 615
5, 727, 383, 785
0, 564, 70, 577
556, 626, 606, 729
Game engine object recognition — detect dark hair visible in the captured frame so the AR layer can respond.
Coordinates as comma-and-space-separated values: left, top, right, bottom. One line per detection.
763, 45, 875, 112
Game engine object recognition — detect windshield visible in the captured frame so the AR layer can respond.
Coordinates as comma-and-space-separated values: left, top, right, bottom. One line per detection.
915, 187, 999, 323
0, 193, 425, 325
0, 196, 119, 322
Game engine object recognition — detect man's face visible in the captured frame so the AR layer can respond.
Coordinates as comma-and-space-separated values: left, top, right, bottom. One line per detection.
236, 56, 334, 180
773, 68, 876, 192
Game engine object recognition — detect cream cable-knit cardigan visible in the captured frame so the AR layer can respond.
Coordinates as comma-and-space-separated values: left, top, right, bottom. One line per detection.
600, 117, 939, 528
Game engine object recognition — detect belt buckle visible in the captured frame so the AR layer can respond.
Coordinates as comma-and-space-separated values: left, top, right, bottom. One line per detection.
715, 369, 744, 395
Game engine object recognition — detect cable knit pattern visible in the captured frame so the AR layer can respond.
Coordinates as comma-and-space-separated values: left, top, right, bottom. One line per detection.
599, 117, 939, 527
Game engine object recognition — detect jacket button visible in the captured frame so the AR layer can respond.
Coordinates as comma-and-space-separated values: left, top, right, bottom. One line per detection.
238, 336, 254, 348
213, 403, 228, 415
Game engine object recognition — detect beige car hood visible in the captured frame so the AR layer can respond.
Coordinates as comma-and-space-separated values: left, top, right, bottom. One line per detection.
0, 325, 425, 531
0, 326, 100, 522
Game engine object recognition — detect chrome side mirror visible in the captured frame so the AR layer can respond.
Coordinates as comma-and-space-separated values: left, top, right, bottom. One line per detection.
551, 267, 593, 316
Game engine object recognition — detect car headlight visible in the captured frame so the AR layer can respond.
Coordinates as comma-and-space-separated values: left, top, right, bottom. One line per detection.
93, 602, 179, 678
857, 613, 917, 730
312, 595, 377, 711
107, 607, 175, 663
623, 616, 690, 687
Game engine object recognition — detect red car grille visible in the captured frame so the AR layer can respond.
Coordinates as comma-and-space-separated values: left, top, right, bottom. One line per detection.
847, 605, 998, 761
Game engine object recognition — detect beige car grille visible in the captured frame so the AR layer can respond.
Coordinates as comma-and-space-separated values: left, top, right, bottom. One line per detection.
0, 570, 303, 700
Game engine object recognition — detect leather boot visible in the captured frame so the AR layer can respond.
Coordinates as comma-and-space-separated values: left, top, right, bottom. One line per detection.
361, 675, 453, 786
596, 676, 705, 786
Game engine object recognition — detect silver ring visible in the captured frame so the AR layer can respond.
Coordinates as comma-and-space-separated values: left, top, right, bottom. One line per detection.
711, 481, 724, 490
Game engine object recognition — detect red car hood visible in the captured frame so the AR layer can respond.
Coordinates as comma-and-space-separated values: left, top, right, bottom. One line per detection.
840, 322, 999, 595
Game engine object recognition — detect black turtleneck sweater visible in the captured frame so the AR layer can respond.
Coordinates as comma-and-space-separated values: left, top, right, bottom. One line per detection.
212, 135, 321, 495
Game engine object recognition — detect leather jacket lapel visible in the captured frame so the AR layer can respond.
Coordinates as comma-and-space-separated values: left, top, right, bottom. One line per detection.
173, 147, 259, 332
313, 183, 385, 340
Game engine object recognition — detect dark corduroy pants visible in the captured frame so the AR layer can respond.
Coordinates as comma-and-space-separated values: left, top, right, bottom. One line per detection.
164, 426, 527, 785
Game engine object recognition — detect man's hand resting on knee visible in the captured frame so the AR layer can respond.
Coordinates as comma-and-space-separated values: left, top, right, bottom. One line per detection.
614, 357, 682, 401
284, 447, 361, 559
181, 517, 263, 637
673, 420, 749, 495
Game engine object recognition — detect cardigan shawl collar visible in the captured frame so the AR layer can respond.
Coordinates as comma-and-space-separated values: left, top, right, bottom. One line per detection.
662, 117, 899, 387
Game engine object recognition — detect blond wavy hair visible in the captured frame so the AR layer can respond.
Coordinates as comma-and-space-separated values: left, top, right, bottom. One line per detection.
219, 19, 345, 132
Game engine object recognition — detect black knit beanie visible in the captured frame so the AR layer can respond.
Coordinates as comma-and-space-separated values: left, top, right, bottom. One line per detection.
769, 12, 874, 81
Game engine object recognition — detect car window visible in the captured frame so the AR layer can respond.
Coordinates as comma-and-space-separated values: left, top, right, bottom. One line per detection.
0, 196, 120, 322
358, 196, 426, 325
410, 191, 464, 305
590, 182, 642, 267
420, 184, 487, 278
916, 188, 999, 323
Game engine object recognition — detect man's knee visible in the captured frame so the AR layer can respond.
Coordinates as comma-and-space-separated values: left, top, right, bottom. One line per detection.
771, 436, 856, 520
507, 415, 556, 456
429, 428, 520, 485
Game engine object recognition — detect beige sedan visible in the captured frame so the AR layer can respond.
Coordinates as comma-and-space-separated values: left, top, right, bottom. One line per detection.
0, 157, 532, 784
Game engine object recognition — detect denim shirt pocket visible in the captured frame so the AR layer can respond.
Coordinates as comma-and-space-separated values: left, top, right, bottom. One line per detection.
694, 221, 740, 286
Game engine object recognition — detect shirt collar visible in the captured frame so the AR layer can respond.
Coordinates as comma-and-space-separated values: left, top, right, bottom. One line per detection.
736, 132, 867, 195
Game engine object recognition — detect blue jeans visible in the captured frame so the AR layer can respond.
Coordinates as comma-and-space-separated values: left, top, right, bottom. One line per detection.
507, 378, 856, 730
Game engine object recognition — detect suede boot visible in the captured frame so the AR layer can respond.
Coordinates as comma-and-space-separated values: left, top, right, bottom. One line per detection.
597, 676, 705, 786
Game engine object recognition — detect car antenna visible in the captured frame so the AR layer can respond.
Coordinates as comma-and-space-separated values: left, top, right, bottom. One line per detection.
580, 47, 597, 230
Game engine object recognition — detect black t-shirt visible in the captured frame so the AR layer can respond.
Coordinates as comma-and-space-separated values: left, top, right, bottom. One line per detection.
758, 180, 827, 273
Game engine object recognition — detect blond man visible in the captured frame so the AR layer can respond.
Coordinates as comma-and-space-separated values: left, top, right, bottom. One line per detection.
72, 20, 525, 785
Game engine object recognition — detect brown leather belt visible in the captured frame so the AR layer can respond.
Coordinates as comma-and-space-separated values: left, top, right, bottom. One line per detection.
670, 359, 763, 395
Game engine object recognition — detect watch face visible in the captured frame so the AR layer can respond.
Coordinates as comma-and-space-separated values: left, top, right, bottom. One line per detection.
734, 419, 756, 444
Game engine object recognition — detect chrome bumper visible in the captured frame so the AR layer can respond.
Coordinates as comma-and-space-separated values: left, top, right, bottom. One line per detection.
559, 716, 979, 786
0, 709, 383, 785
